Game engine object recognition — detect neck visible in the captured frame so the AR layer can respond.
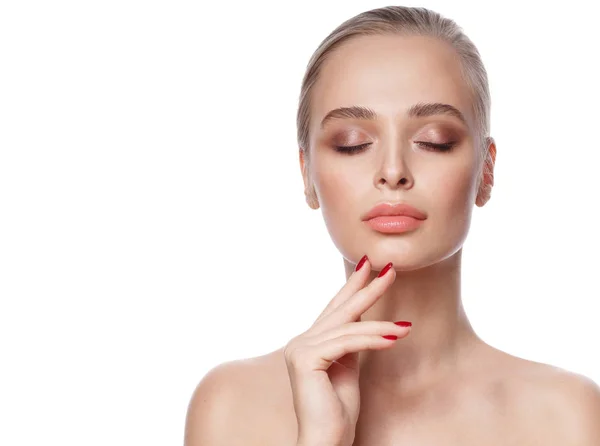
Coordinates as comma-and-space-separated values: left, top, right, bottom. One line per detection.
343, 248, 483, 394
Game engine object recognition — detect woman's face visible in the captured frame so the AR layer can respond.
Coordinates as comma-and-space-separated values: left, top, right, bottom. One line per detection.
300, 34, 494, 270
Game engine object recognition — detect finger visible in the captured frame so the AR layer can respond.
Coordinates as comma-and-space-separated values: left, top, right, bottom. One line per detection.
302, 334, 400, 372
303, 320, 411, 347
312, 256, 372, 326
313, 262, 396, 332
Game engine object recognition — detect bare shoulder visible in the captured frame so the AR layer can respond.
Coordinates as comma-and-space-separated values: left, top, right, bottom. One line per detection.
184, 348, 296, 446
505, 355, 600, 444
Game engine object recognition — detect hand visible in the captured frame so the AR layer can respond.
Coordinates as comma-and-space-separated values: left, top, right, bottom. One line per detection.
284, 257, 412, 446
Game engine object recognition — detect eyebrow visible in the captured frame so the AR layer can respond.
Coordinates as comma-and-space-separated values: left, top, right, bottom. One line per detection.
319, 102, 468, 128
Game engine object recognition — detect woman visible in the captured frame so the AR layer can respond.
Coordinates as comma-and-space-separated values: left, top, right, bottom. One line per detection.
185, 6, 600, 445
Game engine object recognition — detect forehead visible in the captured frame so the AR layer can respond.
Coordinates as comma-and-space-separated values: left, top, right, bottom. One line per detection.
311, 34, 475, 131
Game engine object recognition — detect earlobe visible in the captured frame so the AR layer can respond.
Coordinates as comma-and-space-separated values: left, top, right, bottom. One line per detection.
475, 137, 496, 207
299, 147, 311, 187
299, 147, 320, 210
305, 188, 320, 209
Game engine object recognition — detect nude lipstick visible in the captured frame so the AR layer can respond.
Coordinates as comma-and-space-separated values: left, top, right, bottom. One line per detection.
362, 202, 427, 234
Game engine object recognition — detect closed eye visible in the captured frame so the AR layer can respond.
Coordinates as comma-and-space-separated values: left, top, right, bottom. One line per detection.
334, 141, 456, 154
415, 141, 456, 152
333, 142, 372, 154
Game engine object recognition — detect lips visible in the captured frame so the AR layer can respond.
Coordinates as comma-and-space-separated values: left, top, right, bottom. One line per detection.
362, 202, 427, 221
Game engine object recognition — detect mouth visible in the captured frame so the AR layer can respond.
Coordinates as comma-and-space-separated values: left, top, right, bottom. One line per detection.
362, 202, 427, 221
364, 215, 424, 233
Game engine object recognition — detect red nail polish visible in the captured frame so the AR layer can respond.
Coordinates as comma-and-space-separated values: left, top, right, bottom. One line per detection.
382, 335, 398, 340
377, 262, 393, 277
394, 321, 412, 327
355, 255, 368, 271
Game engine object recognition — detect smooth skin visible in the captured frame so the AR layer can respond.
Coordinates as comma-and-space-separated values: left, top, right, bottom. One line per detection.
185, 34, 600, 445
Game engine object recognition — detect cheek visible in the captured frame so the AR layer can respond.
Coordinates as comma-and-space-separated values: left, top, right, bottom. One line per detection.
441, 171, 474, 208
313, 162, 366, 244
426, 152, 477, 201
427, 162, 478, 237
316, 166, 359, 216
313, 150, 363, 203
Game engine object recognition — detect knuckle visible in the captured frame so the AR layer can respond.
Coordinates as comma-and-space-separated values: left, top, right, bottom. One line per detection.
339, 333, 355, 343
284, 339, 308, 367
289, 345, 309, 367
284, 338, 299, 361
338, 304, 357, 321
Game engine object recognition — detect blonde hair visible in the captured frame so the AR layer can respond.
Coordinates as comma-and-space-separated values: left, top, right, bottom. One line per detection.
297, 6, 492, 179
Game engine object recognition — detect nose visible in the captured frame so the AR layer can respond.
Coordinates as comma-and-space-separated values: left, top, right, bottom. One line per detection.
374, 139, 414, 190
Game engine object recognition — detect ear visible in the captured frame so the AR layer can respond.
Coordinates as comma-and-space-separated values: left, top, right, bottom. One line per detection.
475, 137, 497, 207
299, 147, 319, 210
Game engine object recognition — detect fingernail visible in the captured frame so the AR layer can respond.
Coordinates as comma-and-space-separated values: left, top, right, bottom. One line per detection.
377, 262, 393, 277
355, 255, 368, 271
382, 335, 398, 340
394, 321, 412, 327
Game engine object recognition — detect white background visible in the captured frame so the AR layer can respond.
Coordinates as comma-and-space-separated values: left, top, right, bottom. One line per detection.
1, 1, 598, 445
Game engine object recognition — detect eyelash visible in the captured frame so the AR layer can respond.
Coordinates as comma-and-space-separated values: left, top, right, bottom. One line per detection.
334, 141, 456, 154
